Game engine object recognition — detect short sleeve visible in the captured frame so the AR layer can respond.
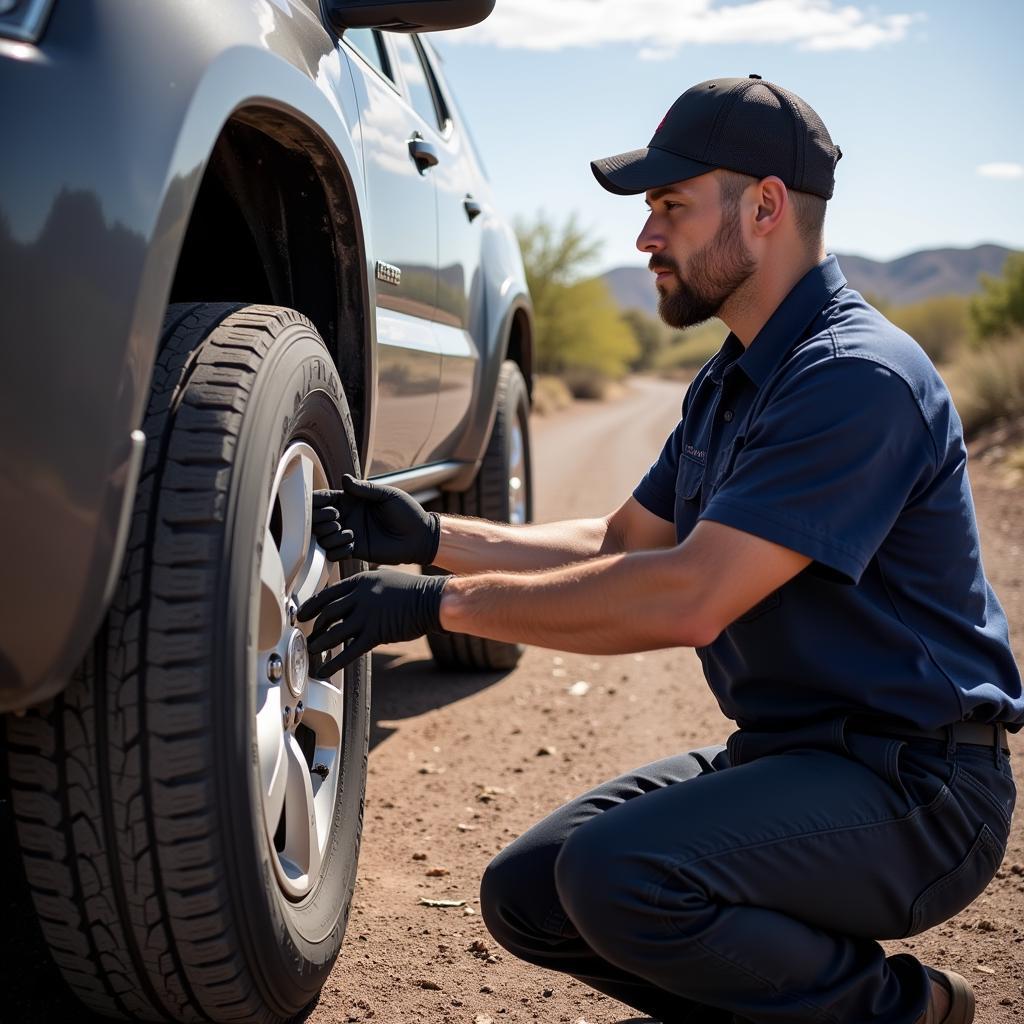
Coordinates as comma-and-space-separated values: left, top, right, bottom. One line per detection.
699, 359, 936, 584
632, 420, 683, 523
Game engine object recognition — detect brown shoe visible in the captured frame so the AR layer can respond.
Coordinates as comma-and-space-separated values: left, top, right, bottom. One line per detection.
916, 967, 975, 1024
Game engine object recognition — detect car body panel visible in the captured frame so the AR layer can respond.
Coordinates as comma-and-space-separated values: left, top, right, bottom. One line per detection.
0, 0, 531, 711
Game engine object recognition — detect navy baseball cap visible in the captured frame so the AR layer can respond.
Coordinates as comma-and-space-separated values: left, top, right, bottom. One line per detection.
592, 74, 843, 200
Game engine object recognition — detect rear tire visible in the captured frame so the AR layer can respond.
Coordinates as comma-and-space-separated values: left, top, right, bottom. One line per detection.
4, 303, 369, 1022
426, 360, 532, 672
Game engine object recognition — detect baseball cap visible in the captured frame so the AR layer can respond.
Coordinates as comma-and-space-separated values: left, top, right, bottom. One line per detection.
592, 74, 842, 200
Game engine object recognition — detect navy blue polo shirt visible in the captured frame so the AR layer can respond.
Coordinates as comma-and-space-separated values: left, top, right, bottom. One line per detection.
634, 254, 1023, 732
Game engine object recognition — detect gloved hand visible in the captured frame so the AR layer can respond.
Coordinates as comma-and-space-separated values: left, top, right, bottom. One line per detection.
297, 568, 449, 677
312, 474, 441, 566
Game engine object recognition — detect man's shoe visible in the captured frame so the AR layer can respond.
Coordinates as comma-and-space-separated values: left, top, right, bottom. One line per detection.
916, 967, 975, 1024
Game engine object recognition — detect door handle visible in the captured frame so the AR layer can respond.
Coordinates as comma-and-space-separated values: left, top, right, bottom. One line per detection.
463, 196, 482, 222
408, 135, 439, 173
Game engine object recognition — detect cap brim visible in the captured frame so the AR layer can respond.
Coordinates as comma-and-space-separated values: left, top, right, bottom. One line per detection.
591, 146, 716, 196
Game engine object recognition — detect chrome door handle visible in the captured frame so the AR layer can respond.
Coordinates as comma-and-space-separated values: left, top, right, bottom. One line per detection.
408, 135, 439, 172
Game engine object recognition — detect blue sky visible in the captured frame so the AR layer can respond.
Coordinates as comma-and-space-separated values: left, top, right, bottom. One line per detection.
431, 0, 1024, 274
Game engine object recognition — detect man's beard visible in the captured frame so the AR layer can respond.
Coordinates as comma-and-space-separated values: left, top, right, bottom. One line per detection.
651, 203, 756, 330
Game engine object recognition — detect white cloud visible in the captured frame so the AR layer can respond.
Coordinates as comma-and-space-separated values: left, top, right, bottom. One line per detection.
436, 0, 924, 55
977, 163, 1024, 180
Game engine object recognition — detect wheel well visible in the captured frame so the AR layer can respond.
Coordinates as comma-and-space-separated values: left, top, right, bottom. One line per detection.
168, 111, 370, 461
506, 306, 533, 402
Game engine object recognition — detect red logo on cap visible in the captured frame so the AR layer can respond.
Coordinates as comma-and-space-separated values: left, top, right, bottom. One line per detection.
656, 110, 669, 133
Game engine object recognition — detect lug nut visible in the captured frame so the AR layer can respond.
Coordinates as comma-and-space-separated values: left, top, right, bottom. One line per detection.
267, 654, 284, 682
283, 705, 291, 724
288, 599, 297, 627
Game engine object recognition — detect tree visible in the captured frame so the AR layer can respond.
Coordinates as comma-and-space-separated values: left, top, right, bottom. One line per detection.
515, 212, 637, 384
969, 251, 1024, 343
621, 309, 668, 371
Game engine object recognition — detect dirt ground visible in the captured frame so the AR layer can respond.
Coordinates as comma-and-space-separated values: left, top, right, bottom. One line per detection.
3, 378, 1022, 1023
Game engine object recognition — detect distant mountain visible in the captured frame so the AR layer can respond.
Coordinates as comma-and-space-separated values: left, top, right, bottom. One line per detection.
602, 244, 1017, 317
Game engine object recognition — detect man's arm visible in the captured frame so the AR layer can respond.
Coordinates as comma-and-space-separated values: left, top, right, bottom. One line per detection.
438, 518, 811, 653
433, 496, 677, 574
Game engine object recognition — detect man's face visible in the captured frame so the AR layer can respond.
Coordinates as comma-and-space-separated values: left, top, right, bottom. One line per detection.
637, 171, 756, 330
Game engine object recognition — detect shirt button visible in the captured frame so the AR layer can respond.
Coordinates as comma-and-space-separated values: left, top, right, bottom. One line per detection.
723, 409, 734, 422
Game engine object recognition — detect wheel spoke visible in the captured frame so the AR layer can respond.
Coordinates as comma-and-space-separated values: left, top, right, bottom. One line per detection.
303, 676, 344, 746
294, 543, 330, 610
259, 527, 287, 650
277, 449, 315, 591
256, 684, 287, 837
281, 734, 321, 882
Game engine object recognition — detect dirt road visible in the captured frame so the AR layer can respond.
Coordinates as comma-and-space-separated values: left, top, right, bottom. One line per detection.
4, 377, 1022, 1023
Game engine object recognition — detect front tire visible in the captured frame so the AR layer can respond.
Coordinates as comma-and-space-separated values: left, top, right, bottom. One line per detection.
4, 303, 369, 1022
426, 360, 533, 672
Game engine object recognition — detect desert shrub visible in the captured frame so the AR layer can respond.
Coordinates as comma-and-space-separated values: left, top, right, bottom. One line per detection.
888, 294, 969, 365
945, 331, 1024, 435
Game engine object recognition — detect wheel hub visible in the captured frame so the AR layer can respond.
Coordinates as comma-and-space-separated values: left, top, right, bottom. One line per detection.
285, 629, 308, 699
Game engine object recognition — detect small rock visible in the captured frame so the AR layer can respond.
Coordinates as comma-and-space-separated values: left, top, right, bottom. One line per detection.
426, 866, 450, 877
977, 919, 997, 932
543, 988, 554, 997
567, 681, 590, 697
1000, 997, 1014, 1005
416, 979, 442, 990
974, 964, 996, 975
412, 852, 428, 861
475, 1016, 494, 1024
463, 905, 476, 916
480, 985, 494, 994
536, 746, 556, 756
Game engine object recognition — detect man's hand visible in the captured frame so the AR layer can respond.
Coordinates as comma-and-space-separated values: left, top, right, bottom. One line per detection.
297, 568, 448, 676
312, 474, 441, 566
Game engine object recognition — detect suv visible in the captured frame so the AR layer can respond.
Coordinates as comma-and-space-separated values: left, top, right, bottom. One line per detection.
0, 1, 534, 1020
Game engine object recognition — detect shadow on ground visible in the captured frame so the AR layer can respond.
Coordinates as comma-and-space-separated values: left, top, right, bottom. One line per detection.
369, 649, 512, 751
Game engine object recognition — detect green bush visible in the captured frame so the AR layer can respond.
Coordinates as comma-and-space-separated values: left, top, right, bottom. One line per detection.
945, 331, 1024, 435
888, 294, 969, 366
969, 251, 1024, 343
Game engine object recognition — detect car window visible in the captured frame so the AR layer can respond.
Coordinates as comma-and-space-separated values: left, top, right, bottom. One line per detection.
388, 32, 444, 131
345, 28, 394, 82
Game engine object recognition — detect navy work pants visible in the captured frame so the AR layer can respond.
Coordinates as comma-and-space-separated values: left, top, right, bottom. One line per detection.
480, 718, 1016, 1023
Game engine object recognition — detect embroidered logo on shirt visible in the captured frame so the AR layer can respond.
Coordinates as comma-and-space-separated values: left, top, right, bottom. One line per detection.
684, 443, 706, 464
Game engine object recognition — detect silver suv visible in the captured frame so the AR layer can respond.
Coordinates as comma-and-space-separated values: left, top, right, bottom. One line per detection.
0, 2, 534, 1020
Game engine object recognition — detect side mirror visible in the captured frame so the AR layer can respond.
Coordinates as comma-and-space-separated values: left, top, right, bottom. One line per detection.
326, 0, 495, 33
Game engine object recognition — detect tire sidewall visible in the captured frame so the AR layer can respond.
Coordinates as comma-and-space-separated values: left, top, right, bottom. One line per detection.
216, 327, 368, 1006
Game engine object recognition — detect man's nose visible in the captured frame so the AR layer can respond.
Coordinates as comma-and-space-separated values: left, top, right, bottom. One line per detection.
636, 215, 663, 254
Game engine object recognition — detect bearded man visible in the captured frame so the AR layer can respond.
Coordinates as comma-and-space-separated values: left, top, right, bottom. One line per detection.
301, 76, 1021, 1024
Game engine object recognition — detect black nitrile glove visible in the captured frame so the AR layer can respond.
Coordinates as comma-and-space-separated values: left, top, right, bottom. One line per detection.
312, 474, 440, 566
297, 568, 448, 677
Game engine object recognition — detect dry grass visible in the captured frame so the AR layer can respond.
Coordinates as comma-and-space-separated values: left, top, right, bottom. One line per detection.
945, 332, 1024, 435
531, 374, 574, 416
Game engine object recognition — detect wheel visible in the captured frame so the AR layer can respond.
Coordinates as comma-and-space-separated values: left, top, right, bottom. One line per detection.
426, 360, 532, 671
4, 303, 369, 1022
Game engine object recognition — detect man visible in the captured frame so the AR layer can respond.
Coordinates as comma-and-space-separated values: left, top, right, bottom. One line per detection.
299, 76, 1021, 1024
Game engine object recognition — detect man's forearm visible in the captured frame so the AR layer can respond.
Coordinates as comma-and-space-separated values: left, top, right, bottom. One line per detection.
433, 514, 620, 574
438, 548, 707, 653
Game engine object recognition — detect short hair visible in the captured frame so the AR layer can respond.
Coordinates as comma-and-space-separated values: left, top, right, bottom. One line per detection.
716, 169, 826, 253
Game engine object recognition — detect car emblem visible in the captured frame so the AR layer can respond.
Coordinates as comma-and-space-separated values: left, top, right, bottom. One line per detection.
375, 260, 402, 287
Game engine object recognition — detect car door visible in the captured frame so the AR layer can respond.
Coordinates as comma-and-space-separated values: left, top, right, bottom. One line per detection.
341, 28, 441, 477
402, 34, 483, 465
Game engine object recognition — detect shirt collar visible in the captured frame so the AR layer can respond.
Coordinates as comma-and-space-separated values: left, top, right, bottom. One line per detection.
731, 254, 847, 388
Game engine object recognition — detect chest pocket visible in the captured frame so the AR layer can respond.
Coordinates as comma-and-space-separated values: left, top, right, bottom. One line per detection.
674, 454, 705, 542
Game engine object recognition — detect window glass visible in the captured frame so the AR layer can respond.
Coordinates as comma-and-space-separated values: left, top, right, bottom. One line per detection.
345, 28, 393, 81
388, 32, 443, 130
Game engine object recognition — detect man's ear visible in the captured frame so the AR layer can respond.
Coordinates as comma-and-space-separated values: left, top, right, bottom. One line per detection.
752, 177, 787, 233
